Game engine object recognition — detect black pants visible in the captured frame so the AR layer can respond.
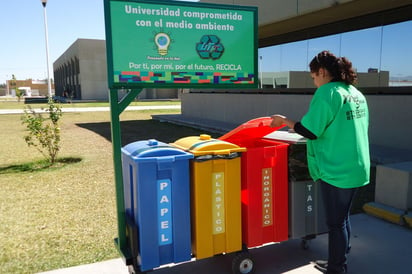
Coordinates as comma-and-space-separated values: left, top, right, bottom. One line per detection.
320, 180, 357, 273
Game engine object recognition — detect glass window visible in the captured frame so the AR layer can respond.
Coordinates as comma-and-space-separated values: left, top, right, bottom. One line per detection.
259, 20, 412, 87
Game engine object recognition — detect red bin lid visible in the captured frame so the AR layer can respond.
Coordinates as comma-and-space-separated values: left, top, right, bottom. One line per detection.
219, 117, 285, 142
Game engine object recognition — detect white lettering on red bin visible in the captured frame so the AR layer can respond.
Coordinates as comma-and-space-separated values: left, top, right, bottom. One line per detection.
262, 168, 273, 227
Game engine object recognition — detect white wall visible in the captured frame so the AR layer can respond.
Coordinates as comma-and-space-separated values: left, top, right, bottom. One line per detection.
78, 40, 108, 100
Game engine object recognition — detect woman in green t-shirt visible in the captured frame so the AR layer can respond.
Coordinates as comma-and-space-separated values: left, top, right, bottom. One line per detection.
270, 51, 370, 274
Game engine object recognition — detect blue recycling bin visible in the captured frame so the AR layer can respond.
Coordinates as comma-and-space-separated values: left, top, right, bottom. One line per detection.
121, 139, 193, 271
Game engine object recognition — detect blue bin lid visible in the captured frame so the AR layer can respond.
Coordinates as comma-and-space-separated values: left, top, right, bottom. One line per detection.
122, 139, 193, 160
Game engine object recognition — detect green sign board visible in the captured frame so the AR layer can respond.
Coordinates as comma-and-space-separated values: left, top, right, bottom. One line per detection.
104, 0, 258, 89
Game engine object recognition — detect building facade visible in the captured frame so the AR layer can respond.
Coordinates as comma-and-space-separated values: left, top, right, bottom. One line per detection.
53, 39, 108, 100
261, 71, 390, 89
53, 39, 180, 101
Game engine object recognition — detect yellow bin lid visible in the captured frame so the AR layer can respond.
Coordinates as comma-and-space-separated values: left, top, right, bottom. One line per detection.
172, 134, 246, 156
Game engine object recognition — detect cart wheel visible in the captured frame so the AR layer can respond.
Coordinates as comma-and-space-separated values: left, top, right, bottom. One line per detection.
128, 265, 136, 274
128, 265, 148, 274
301, 239, 310, 250
232, 251, 255, 274
128, 258, 147, 274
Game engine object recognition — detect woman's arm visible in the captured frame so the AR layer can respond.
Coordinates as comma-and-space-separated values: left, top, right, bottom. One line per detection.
270, 115, 317, 140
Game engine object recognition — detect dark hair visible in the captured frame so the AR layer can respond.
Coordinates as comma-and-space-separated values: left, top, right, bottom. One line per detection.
309, 50, 357, 85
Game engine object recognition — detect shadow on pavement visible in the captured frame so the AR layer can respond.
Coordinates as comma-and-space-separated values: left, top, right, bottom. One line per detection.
76, 119, 220, 146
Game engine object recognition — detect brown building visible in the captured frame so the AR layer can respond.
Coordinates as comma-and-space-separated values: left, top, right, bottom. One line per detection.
6, 78, 54, 97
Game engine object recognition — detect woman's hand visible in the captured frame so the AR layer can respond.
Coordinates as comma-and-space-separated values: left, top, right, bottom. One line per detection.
270, 115, 286, 127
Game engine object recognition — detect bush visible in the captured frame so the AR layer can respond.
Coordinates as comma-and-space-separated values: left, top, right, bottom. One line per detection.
21, 98, 62, 164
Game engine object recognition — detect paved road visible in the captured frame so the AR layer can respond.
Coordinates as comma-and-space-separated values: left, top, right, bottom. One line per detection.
0, 105, 181, 115
39, 213, 412, 274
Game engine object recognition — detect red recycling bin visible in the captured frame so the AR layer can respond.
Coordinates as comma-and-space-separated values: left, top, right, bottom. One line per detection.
219, 117, 289, 248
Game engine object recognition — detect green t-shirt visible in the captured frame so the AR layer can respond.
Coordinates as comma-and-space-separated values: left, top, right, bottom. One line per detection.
301, 81, 370, 188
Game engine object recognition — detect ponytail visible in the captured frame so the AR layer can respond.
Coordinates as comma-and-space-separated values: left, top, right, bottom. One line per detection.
309, 51, 358, 85
338, 57, 357, 85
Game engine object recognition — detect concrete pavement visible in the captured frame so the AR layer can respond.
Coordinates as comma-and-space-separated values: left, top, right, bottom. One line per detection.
0, 105, 181, 115
38, 213, 412, 274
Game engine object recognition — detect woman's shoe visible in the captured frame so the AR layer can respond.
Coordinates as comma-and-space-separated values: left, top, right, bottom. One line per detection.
314, 260, 347, 273
314, 260, 328, 272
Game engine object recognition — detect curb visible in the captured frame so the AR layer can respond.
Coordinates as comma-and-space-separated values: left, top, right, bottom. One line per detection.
363, 202, 410, 226
404, 212, 412, 228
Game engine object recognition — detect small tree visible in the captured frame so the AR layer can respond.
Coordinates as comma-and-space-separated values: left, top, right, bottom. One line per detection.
16, 88, 25, 102
9, 74, 20, 101
21, 98, 62, 164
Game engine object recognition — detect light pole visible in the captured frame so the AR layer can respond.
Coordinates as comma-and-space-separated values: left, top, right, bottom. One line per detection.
41, 0, 52, 98
259, 56, 263, 89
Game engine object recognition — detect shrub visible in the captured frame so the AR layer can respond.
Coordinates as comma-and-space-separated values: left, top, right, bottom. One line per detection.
21, 98, 62, 164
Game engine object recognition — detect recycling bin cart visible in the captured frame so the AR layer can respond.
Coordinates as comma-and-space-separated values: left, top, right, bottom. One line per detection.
264, 131, 328, 244
172, 134, 246, 260
121, 139, 193, 272
219, 117, 290, 248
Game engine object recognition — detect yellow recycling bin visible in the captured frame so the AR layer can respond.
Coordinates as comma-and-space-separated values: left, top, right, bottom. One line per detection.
172, 134, 246, 259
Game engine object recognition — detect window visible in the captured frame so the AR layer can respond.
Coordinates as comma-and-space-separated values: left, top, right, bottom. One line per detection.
259, 20, 412, 88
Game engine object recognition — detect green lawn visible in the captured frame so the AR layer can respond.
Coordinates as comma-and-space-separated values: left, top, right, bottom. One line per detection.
0, 108, 216, 274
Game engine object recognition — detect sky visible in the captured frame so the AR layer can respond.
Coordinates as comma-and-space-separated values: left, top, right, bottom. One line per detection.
0, 0, 411, 85
0, 0, 107, 84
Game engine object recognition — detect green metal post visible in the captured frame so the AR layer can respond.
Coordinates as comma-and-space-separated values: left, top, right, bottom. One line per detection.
109, 88, 142, 256
109, 89, 126, 252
